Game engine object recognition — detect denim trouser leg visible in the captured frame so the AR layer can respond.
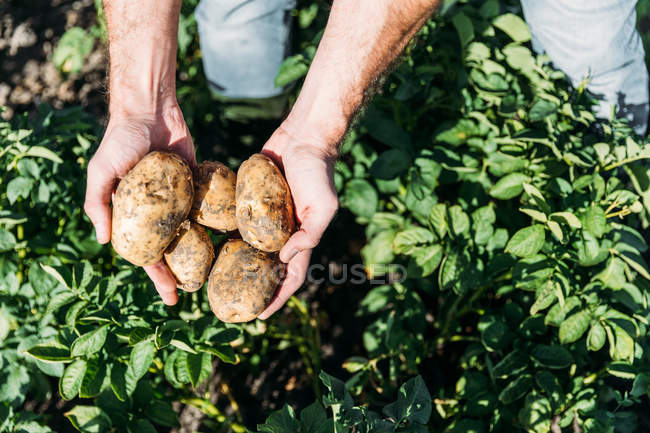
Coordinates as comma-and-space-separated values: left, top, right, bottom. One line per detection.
521, 0, 649, 135
195, 0, 296, 99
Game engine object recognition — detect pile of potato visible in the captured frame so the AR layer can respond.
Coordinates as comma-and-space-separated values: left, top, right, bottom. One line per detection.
111, 151, 295, 323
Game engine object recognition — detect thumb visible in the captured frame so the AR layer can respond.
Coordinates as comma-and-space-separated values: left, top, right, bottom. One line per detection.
84, 157, 117, 244
279, 197, 338, 263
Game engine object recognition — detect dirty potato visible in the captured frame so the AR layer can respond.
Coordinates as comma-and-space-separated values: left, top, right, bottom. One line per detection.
111, 151, 193, 266
236, 153, 295, 252
190, 161, 237, 231
164, 221, 215, 292
207, 239, 284, 323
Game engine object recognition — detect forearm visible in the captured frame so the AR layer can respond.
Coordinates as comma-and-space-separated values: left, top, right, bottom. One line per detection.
283, 0, 439, 152
104, 0, 181, 118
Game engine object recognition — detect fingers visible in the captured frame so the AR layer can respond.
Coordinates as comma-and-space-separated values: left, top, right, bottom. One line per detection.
169, 137, 197, 168
258, 249, 311, 320
84, 157, 117, 244
280, 198, 338, 263
143, 261, 179, 306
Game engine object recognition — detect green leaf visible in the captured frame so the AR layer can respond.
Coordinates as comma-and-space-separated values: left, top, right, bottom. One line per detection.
80, 357, 107, 398
344, 179, 377, 218
370, 149, 411, 180
256, 405, 301, 433
186, 352, 211, 388
0, 228, 16, 252
198, 343, 239, 365
505, 225, 545, 258
39, 263, 72, 290
581, 206, 607, 238
549, 212, 582, 229
64, 406, 111, 433
7, 177, 34, 204
587, 322, 607, 351
617, 250, 650, 281
607, 361, 636, 380
492, 350, 528, 378
275, 55, 308, 87
597, 257, 627, 290
24, 146, 64, 163
492, 13, 531, 42
392, 227, 435, 255
382, 375, 432, 425
71, 325, 109, 357
490, 172, 529, 199
25, 343, 71, 362
519, 392, 552, 433
129, 340, 155, 379
429, 204, 448, 239
531, 345, 573, 369
534, 371, 565, 412
559, 311, 591, 344
448, 205, 470, 237
53, 27, 95, 74
498, 374, 532, 405
608, 322, 635, 362
529, 99, 559, 122
169, 339, 197, 354
146, 400, 179, 427
472, 206, 495, 245
46, 291, 78, 316
127, 419, 157, 433
451, 11, 475, 47
530, 280, 556, 315
60, 359, 87, 400
110, 363, 137, 401
408, 244, 444, 277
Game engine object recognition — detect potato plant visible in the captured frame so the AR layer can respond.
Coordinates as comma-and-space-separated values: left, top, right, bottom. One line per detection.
3, 0, 650, 432
322, 1, 650, 432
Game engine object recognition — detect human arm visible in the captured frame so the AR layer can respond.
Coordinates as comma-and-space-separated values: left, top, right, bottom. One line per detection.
259, 0, 440, 318
84, 0, 195, 305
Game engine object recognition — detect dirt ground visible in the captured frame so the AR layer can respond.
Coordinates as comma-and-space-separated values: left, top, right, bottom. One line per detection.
0, 0, 107, 120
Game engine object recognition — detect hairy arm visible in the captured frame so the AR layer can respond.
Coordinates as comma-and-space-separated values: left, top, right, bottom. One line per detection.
281, 0, 440, 150
103, 0, 181, 117
260, 0, 440, 318
85, 0, 194, 305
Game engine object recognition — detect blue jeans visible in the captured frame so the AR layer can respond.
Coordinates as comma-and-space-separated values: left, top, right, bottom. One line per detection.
521, 0, 648, 135
197, 0, 649, 134
195, 0, 296, 98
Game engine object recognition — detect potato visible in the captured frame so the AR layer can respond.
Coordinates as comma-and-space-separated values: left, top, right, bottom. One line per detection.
190, 161, 237, 231
164, 221, 215, 291
207, 239, 284, 323
111, 151, 193, 266
236, 153, 295, 252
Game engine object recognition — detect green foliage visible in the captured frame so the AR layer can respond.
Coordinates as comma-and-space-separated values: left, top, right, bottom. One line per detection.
277, 0, 650, 431
5, 0, 650, 432
53, 28, 95, 74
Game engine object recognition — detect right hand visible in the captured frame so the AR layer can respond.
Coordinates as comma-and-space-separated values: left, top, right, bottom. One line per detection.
84, 99, 196, 306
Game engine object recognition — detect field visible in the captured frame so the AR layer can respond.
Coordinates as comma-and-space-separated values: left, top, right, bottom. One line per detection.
2, 1, 650, 432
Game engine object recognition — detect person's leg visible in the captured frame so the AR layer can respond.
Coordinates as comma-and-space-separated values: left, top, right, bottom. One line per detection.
521, 0, 649, 135
195, 0, 296, 99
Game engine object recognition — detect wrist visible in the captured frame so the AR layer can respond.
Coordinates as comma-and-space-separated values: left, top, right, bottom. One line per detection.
280, 97, 351, 157
108, 45, 178, 118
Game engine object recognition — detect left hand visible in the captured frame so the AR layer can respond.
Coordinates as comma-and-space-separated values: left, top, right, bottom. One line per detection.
257, 125, 339, 319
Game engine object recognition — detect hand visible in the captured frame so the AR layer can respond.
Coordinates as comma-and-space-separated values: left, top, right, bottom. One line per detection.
84, 100, 196, 306
258, 125, 339, 319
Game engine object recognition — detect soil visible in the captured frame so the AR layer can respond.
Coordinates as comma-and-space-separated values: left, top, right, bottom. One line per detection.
0, 0, 107, 121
